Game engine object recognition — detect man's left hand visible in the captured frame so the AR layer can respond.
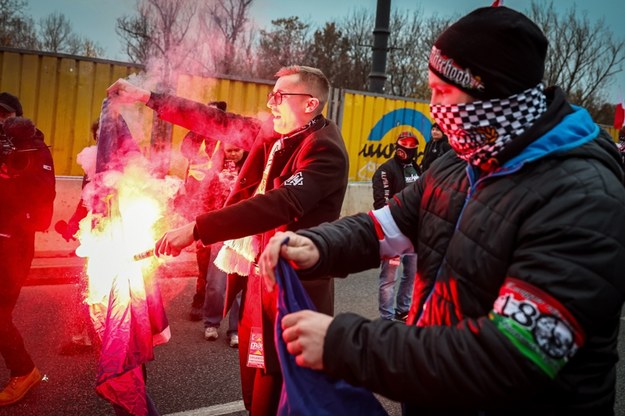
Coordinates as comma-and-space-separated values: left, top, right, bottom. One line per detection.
281, 310, 333, 370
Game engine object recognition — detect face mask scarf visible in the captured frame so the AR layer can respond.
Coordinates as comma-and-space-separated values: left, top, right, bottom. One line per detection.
395, 143, 417, 161
430, 84, 547, 167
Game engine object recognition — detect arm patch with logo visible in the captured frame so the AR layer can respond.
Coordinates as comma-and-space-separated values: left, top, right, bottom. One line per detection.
284, 171, 304, 186
489, 277, 585, 378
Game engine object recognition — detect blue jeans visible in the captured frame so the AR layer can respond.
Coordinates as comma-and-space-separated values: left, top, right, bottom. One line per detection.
203, 243, 240, 335
378, 254, 417, 320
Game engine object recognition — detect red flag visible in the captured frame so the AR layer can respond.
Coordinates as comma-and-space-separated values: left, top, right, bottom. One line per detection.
491, 0, 504, 6
614, 103, 624, 129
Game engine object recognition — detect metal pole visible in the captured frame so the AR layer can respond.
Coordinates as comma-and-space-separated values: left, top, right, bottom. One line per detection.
368, 0, 391, 93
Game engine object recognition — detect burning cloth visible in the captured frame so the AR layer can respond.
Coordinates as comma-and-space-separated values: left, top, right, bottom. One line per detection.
78, 98, 171, 416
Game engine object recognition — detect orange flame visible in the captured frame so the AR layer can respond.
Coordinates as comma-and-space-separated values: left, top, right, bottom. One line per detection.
74, 160, 177, 322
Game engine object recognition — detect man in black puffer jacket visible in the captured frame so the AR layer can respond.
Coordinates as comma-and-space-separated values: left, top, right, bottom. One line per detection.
372, 131, 419, 322
259, 5, 625, 416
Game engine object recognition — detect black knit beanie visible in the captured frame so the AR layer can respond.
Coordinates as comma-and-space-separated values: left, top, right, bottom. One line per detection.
428, 6, 548, 100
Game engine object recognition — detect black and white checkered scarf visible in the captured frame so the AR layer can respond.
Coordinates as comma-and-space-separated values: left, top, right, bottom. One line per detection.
430, 84, 547, 167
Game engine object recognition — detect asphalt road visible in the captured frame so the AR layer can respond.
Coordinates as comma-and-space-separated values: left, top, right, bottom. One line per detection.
0, 270, 624, 415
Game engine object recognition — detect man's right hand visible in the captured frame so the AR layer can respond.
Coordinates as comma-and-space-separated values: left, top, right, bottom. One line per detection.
106, 79, 150, 104
258, 231, 320, 292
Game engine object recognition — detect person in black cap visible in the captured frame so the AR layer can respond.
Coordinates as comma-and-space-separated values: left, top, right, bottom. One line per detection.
420, 123, 451, 172
371, 131, 419, 322
0, 93, 55, 405
0, 92, 24, 122
259, 4, 625, 415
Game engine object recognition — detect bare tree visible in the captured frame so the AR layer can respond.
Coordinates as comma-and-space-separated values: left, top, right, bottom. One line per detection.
528, 1, 625, 110
0, 0, 38, 49
201, 0, 254, 75
307, 22, 352, 89
337, 9, 374, 91
38, 12, 77, 53
78, 39, 105, 58
37, 11, 104, 57
385, 9, 453, 99
255, 17, 312, 80
116, 12, 152, 64
116, 0, 197, 85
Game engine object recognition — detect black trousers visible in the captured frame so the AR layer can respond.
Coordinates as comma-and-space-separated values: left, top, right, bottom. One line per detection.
0, 230, 35, 377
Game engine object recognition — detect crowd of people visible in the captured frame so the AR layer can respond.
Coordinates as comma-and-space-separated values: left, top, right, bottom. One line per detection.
2, 3, 625, 415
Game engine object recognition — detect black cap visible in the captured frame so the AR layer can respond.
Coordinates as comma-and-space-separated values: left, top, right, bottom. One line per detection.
429, 6, 548, 100
0, 92, 23, 116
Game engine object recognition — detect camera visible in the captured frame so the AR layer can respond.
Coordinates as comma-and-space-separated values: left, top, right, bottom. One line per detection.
0, 117, 38, 173
0, 128, 16, 160
0, 117, 37, 158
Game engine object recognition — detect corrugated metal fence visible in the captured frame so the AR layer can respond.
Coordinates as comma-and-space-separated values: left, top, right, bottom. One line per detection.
1, 47, 620, 180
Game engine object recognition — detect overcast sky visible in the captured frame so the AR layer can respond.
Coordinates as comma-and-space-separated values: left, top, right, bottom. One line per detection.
25, 0, 625, 103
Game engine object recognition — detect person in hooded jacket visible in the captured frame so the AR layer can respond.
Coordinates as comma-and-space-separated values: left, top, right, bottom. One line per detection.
420, 123, 451, 172
371, 131, 419, 322
259, 6, 625, 416
0, 93, 55, 406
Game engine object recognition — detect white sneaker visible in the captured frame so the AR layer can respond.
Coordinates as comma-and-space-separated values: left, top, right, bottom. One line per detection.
229, 334, 239, 348
204, 327, 218, 341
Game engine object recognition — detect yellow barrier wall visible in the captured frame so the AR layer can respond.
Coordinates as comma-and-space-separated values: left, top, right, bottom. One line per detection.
340, 90, 432, 182
0, 48, 142, 175
1, 48, 275, 177
605, 126, 620, 141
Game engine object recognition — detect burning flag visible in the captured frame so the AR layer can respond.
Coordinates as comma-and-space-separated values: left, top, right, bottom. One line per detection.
75, 98, 174, 415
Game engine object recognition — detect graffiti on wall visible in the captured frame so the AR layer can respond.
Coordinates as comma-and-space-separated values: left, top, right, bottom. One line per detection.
341, 92, 433, 182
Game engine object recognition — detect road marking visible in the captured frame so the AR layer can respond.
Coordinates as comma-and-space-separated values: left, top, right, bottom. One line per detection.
164, 401, 246, 416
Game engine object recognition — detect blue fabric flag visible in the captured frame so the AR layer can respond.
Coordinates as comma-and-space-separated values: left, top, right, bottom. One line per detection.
274, 258, 388, 416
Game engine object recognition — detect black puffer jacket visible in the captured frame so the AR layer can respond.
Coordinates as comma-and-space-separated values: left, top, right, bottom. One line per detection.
420, 134, 451, 172
297, 88, 625, 415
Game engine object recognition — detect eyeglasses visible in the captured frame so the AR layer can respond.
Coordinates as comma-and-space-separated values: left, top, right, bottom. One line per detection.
267, 91, 313, 105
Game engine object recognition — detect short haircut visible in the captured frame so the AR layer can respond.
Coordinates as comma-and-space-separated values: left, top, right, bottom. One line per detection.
274, 65, 330, 112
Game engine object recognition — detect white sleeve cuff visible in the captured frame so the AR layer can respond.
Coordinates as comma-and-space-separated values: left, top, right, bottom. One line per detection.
371, 206, 415, 259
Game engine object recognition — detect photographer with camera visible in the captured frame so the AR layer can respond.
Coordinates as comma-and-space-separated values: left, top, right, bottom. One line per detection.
0, 92, 55, 406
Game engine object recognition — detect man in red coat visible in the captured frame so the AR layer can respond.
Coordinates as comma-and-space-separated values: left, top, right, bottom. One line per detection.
107, 65, 348, 414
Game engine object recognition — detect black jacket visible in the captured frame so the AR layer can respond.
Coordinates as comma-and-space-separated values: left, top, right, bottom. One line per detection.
0, 125, 55, 235
420, 135, 452, 172
296, 88, 625, 415
372, 155, 420, 209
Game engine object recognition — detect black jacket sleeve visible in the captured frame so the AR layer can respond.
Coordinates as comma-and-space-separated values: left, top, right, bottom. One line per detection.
323, 313, 548, 409
147, 93, 259, 150
297, 213, 382, 278
372, 165, 390, 210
